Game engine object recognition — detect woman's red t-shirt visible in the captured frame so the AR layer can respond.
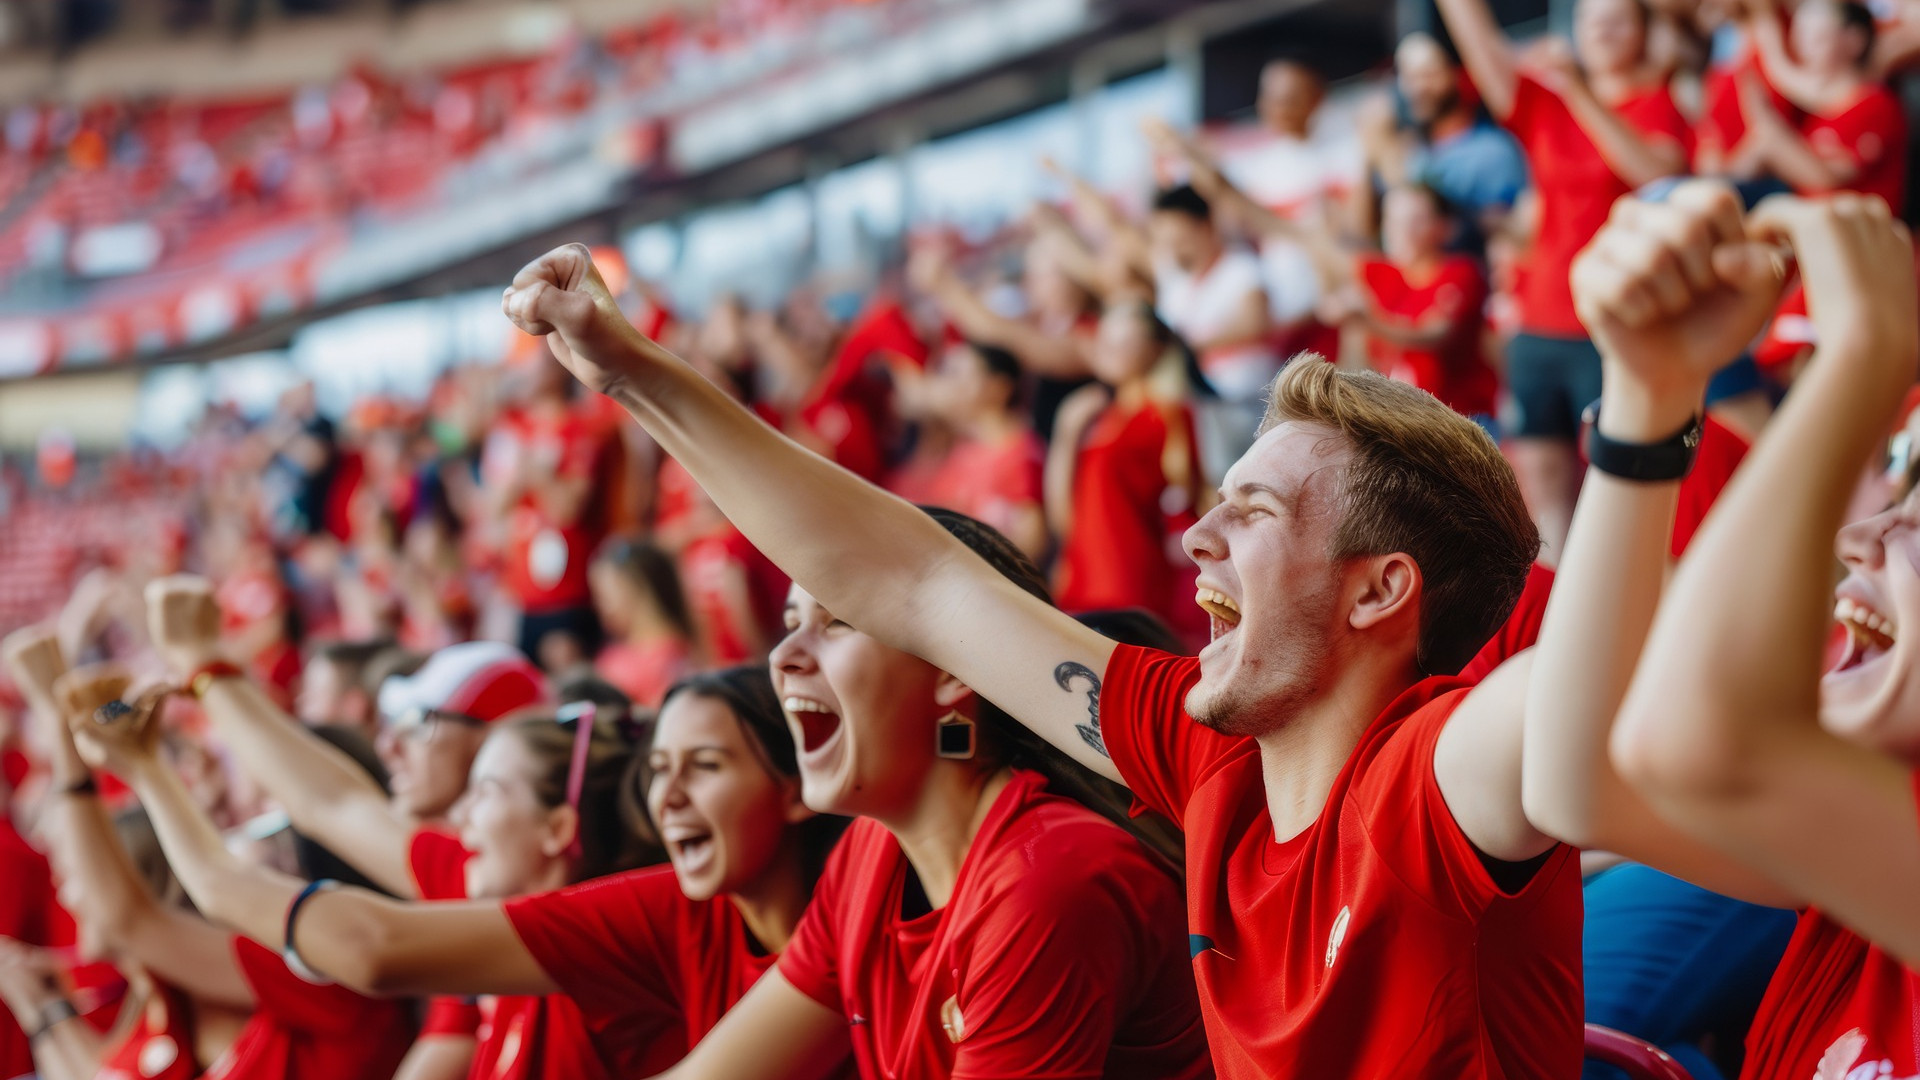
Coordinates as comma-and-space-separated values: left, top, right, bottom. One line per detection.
1502, 74, 1693, 338
1801, 83, 1909, 210
204, 937, 415, 1080
918, 432, 1046, 540
776, 770, 1211, 1080
98, 980, 201, 1080
1355, 255, 1497, 417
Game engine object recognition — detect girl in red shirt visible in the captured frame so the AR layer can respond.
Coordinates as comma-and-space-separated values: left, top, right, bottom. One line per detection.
1732, 0, 1908, 211
69, 664, 849, 1080
589, 538, 696, 709
1437, 0, 1691, 557
1049, 303, 1209, 647
898, 342, 1048, 562
652, 509, 1211, 1080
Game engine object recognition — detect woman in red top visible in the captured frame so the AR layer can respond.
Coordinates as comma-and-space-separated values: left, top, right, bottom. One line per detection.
1437, 0, 1691, 558
898, 342, 1048, 562
589, 538, 696, 709
647, 509, 1210, 1080
1323, 184, 1497, 422
0, 642, 414, 1080
1732, 0, 1908, 210
1049, 302, 1209, 647
70, 662, 848, 1080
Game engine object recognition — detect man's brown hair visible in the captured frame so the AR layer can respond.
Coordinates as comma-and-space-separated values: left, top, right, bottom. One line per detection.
1263, 358, 1539, 675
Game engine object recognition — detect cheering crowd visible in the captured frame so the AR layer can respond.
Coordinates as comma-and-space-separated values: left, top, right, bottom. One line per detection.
3, 0, 1920, 1077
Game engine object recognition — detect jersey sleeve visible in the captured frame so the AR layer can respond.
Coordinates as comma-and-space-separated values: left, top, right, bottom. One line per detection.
1353, 691, 1571, 916
1501, 74, 1556, 142
774, 832, 855, 1014
502, 867, 687, 1073
420, 996, 483, 1038
944, 847, 1143, 1080
1099, 644, 1244, 821
233, 935, 387, 1036
408, 827, 472, 901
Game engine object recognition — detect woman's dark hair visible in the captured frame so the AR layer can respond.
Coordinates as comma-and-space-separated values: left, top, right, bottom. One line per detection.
1074, 608, 1188, 656
295, 725, 395, 894
918, 506, 1182, 865
595, 537, 697, 644
505, 708, 665, 883
1836, 0, 1878, 67
1152, 184, 1212, 223
964, 341, 1027, 411
653, 666, 849, 889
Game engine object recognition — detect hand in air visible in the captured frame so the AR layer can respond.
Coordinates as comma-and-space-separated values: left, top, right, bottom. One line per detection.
503, 243, 651, 396
1748, 192, 1919, 397
1572, 179, 1789, 405
143, 575, 224, 676
54, 663, 167, 773
1, 625, 67, 704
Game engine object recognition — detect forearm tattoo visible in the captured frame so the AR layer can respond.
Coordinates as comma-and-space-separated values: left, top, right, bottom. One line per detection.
1054, 661, 1107, 758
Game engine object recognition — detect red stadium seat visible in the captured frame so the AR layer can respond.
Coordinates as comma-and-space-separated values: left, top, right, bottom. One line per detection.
1584, 1024, 1696, 1080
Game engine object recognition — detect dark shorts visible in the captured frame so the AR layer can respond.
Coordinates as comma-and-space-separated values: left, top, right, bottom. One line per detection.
517, 604, 603, 665
1505, 332, 1603, 441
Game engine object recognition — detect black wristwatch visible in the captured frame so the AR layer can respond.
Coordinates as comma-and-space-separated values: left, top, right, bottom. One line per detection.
1581, 400, 1704, 482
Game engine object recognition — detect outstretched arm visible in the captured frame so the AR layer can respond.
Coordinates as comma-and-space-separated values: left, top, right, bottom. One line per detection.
503, 246, 1124, 783
74, 701, 554, 1000
1613, 194, 1920, 965
0, 646, 255, 1011
909, 249, 1091, 379
1520, 182, 1801, 904
143, 577, 424, 897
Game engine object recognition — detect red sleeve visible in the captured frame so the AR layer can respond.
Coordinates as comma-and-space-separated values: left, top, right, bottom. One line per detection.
1459, 563, 1556, 684
420, 996, 482, 1038
946, 855, 1150, 1080
233, 935, 389, 1036
1352, 691, 1570, 915
1619, 86, 1694, 158
503, 868, 689, 1073
1099, 644, 1245, 821
775, 829, 859, 1013
1672, 415, 1749, 558
409, 827, 471, 900
1501, 74, 1558, 145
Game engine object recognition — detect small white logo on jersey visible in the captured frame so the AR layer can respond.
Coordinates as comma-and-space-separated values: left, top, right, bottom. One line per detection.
1325, 906, 1352, 970
1814, 1028, 1918, 1080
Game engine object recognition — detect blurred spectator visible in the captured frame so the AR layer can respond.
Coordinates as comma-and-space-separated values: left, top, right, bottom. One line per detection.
295, 638, 397, 734
1047, 302, 1208, 646
1438, 0, 1691, 558
1222, 60, 1364, 222
894, 342, 1049, 561
1357, 32, 1530, 248
589, 538, 696, 710
260, 383, 339, 542
480, 348, 616, 668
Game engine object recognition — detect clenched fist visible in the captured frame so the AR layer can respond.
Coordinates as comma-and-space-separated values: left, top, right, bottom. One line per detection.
1, 626, 66, 706
144, 575, 223, 676
1748, 192, 1918, 398
1573, 180, 1789, 421
501, 243, 652, 397
53, 664, 167, 773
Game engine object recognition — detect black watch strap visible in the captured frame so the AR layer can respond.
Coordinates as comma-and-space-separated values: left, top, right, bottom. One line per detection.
1581, 400, 1704, 482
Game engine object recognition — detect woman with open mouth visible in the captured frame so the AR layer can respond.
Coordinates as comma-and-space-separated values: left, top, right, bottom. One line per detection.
66, 663, 850, 1080
639, 508, 1211, 1080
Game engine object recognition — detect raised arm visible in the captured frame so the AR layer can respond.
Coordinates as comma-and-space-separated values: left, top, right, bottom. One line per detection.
503, 246, 1125, 783
1613, 194, 1920, 965
71, 695, 554, 1000
908, 248, 1091, 379
0, 648, 255, 1011
1520, 182, 1801, 904
1745, 0, 1837, 113
143, 577, 423, 897
0, 936, 108, 1080
1040, 158, 1154, 285
1552, 56, 1687, 186
1434, 0, 1520, 120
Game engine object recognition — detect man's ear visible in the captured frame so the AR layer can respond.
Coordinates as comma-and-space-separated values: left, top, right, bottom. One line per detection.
1348, 552, 1422, 633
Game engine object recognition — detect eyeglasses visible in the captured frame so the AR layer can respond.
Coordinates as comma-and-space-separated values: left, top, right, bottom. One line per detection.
556, 701, 598, 861
387, 707, 486, 745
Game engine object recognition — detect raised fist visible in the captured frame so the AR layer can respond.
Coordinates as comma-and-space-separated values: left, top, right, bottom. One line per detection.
1748, 192, 1918, 397
1, 626, 66, 706
54, 664, 166, 772
502, 243, 650, 397
143, 575, 223, 676
1572, 180, 1788, 408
